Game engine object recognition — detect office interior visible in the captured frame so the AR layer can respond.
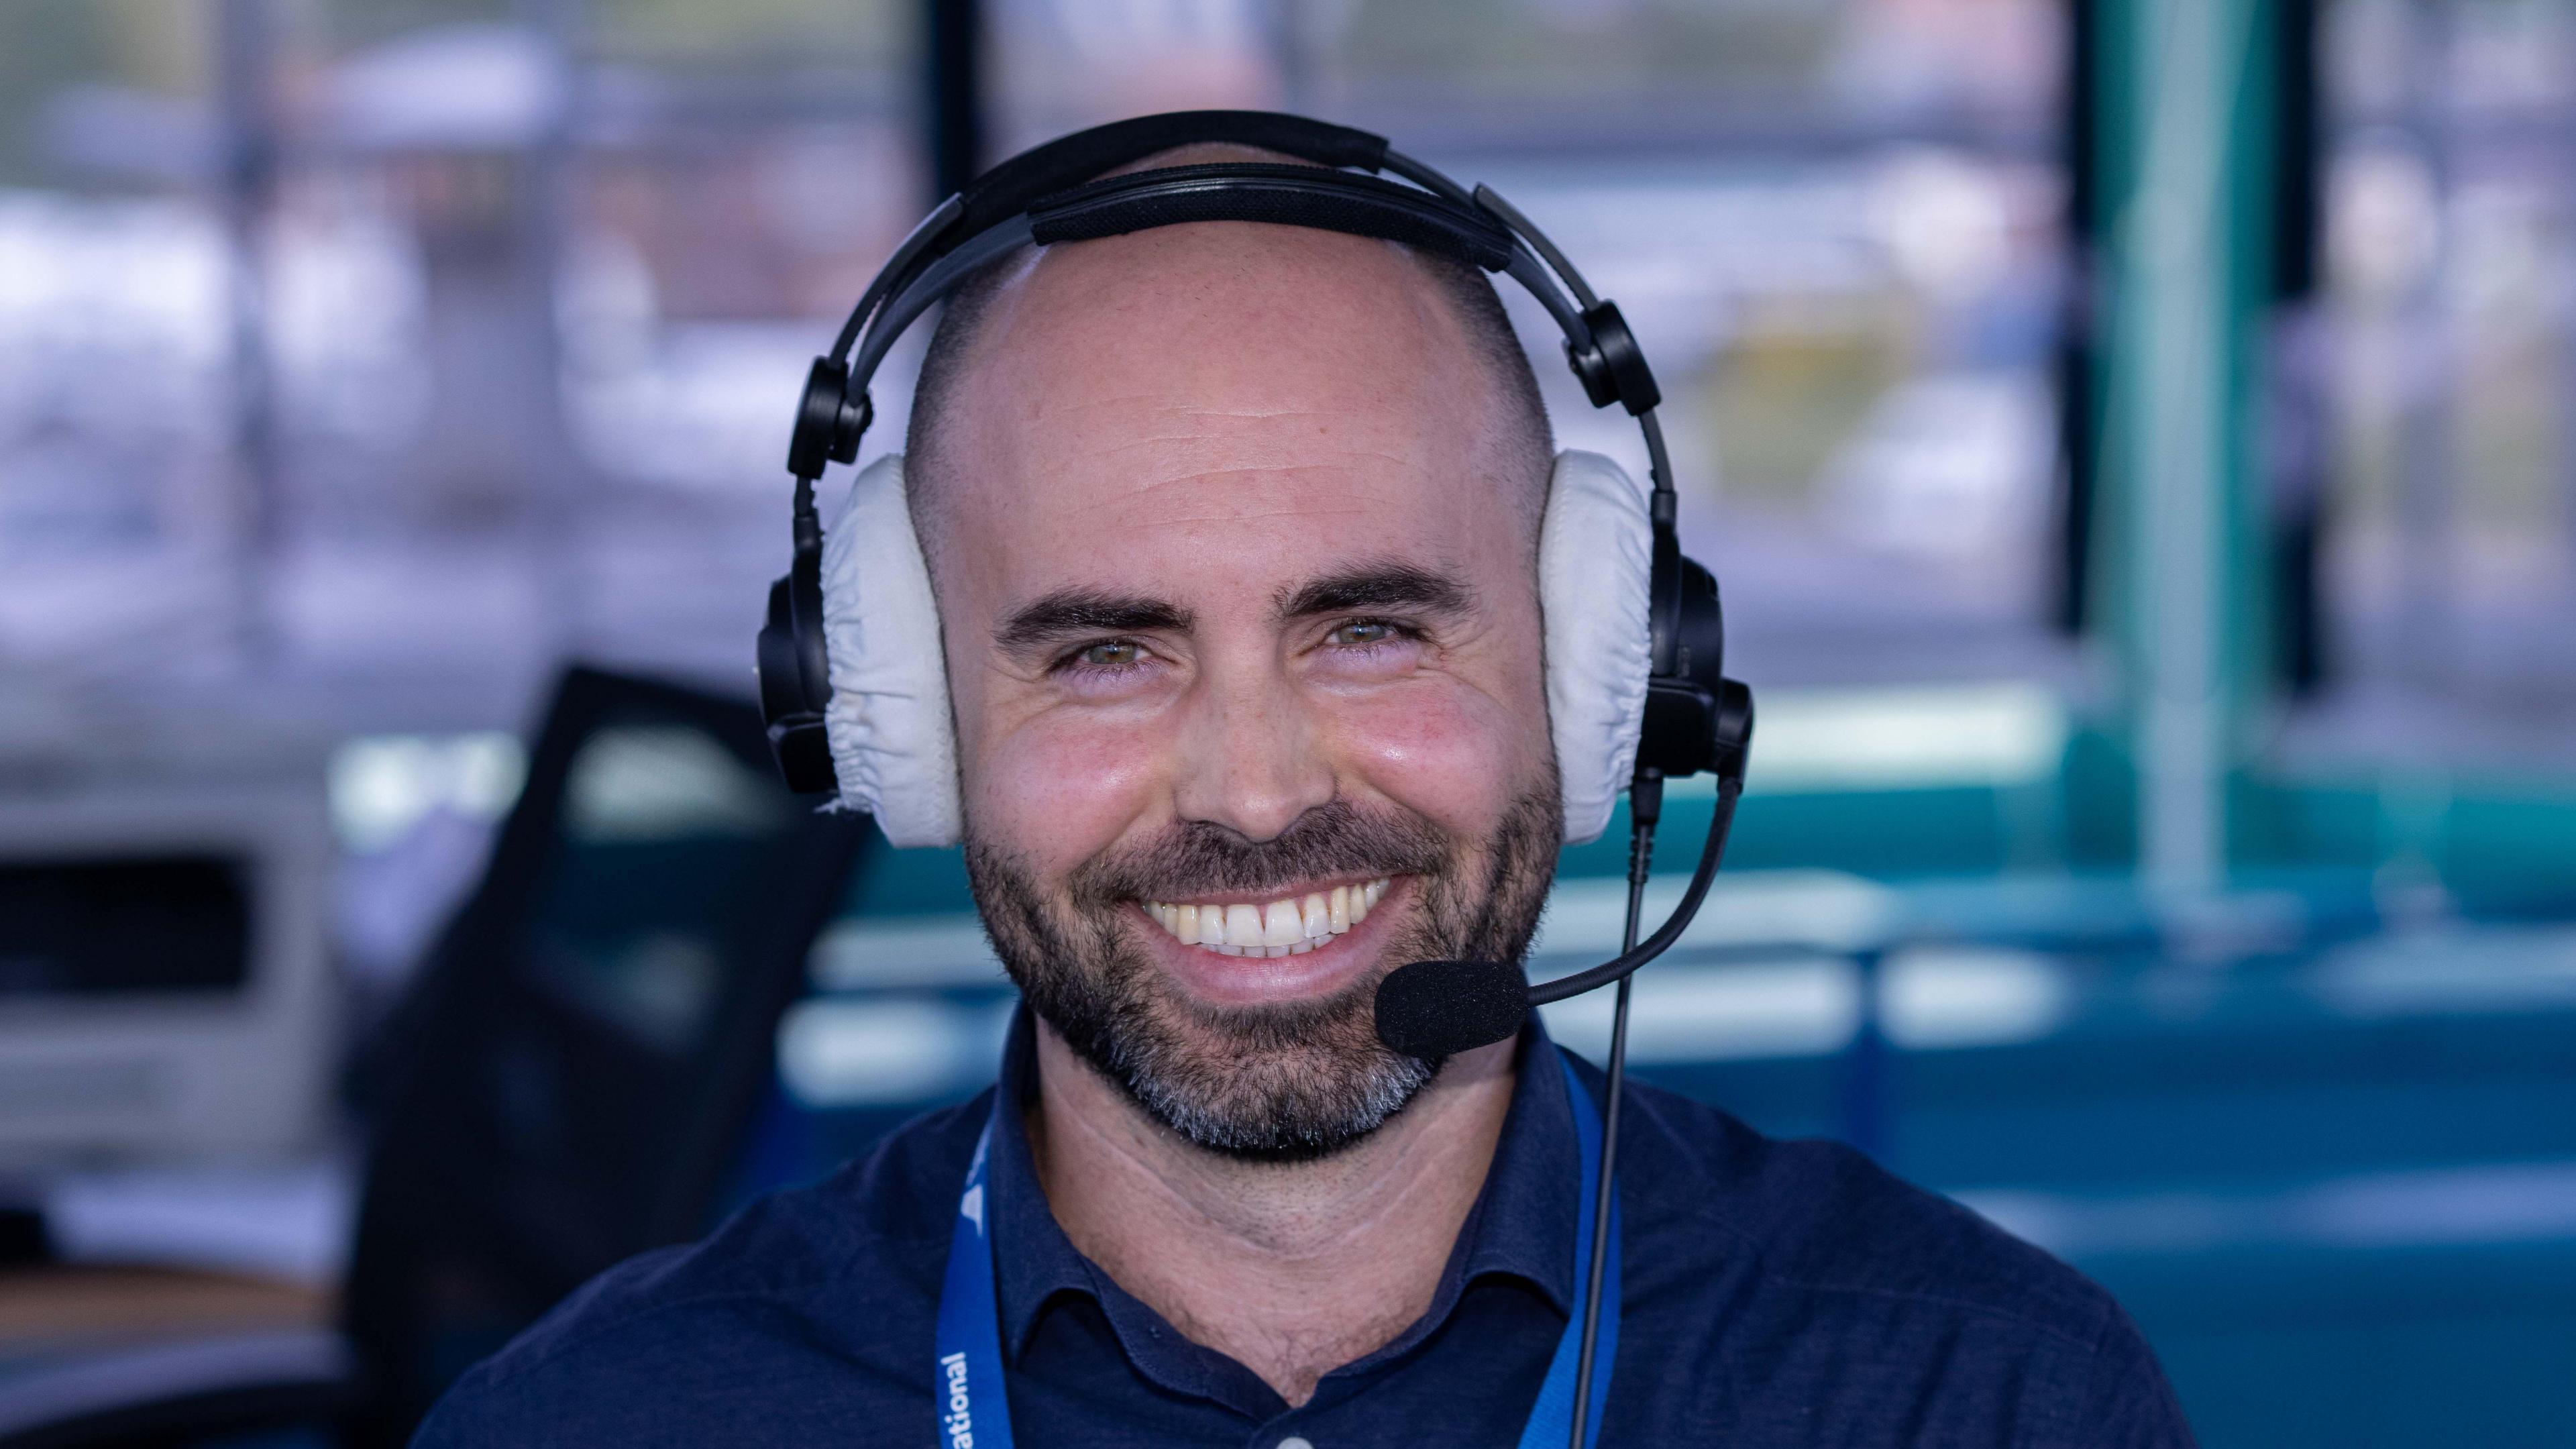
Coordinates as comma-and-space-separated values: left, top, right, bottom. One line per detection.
4, 0, 2575, 1444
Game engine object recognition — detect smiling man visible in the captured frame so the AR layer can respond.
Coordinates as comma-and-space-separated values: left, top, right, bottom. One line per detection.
416, 134, 2193, 1448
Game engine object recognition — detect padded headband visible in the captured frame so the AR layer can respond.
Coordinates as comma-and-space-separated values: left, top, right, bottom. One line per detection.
830, 113, 1389, 366
843, 164, 1575, 390
952, 111, 1386, 237
1027, 163, 1515, 271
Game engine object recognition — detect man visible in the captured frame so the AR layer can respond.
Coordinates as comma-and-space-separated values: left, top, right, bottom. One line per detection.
417, 146, 2194, 1446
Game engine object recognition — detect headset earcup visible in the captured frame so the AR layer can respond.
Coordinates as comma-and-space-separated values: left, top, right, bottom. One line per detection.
817, 453, 963, 848
1540, 450, 1654, 844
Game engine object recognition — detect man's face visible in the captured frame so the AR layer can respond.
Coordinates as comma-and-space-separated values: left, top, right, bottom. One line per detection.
926, 223, 1560, 1159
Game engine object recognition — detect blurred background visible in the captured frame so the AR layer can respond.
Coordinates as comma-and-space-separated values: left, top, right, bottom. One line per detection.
4, 0, 2575, 1444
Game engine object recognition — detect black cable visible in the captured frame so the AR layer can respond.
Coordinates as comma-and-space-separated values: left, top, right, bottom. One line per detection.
1566, 772, 1659, 1447
1529, 775, 1741, 1007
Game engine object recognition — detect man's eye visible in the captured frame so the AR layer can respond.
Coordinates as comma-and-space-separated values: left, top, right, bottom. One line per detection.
1327, 621, 1404, 649
1071, 640, 1145, 669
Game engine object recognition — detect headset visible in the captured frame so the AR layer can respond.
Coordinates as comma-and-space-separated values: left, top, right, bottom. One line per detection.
756, 110, 1752, 1445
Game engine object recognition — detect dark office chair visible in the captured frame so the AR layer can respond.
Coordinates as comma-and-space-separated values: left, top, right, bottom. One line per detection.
1, 666, 869, 1449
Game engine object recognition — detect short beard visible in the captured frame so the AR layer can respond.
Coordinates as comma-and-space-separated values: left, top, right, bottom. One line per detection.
967, 786, 1562, 1163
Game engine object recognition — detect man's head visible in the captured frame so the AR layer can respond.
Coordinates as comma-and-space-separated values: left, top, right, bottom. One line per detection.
907, 160, 1562, 1161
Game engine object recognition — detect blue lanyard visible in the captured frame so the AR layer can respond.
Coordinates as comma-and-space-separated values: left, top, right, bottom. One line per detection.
932, 1046, 1620, 1449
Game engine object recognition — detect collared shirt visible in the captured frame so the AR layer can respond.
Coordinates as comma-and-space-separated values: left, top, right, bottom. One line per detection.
418, 1011, 2194, 1448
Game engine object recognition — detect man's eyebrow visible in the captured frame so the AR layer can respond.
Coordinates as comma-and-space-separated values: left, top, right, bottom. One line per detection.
1277, 561, 1476, 621
994, 589, 1195, 657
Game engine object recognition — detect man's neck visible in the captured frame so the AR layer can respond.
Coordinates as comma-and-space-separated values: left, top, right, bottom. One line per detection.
1023, 1023, 1517, 1407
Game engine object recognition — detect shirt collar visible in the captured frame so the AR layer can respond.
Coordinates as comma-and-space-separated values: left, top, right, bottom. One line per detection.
1448, 1013, 1583, 1314
984, 1008, 1108, 1356
980, 1005, 1585, 1401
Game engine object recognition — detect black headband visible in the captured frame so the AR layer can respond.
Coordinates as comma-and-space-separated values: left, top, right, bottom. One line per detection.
1027, 163, 1515, 272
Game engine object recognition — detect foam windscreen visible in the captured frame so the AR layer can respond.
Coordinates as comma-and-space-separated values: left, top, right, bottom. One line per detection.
1372, 958, 1530, 1060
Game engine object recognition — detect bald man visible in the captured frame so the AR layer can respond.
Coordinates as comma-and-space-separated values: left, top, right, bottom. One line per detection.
417, 150, 2193, 1448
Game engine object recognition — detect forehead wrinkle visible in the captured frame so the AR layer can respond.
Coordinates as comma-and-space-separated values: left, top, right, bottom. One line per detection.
1099, 504, 1379, 531
1141, 402, 1374, 423
1071, 469, 1421, 518
1157, 504, 1379, 525
1079, 436, 1425, 470
1120, 461, 1423, 488
1059, 403, 1434, 454
1088, 428, 1388, 455
1006, 460, 1434, 522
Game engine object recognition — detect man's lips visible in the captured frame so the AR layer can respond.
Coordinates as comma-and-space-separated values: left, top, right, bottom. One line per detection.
1138, 877, 1394, 958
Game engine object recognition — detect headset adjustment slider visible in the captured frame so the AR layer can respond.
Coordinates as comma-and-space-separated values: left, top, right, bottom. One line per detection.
787, 357, 872, 478
1566, 301, 1661, 416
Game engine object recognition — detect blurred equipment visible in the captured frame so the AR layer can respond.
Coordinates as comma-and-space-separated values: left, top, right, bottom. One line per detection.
340, 665, 867, 1443
0, 667, 869, 1449
0, 788, 333, 1169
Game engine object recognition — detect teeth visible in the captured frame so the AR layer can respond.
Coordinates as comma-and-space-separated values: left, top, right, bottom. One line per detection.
1143, 879, 1394, 957
1226, 904, 1261, 949
1260, 901, 1301, 947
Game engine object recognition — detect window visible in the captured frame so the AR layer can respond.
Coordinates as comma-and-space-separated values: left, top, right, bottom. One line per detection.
985, 0, 2074, 691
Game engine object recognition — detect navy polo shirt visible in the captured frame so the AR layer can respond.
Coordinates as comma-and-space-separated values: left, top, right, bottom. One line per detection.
417, 1012, 2193, 1447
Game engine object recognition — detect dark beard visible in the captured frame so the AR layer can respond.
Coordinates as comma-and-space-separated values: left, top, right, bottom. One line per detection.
965, 786, 1562, 1163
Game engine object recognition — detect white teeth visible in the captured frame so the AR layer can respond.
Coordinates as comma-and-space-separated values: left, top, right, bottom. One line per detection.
1142, 879, 1395, 956
1260, 901, 1301, 947
1225, 904, 1261, 948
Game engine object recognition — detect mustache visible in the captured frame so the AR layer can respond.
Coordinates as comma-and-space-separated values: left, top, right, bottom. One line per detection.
1068, 798, 1452, 907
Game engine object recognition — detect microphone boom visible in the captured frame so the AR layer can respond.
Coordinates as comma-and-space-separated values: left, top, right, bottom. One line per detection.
1371, 776, 1743, 1057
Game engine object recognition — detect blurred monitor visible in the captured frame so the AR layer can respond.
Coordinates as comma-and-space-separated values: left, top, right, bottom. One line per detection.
0, 787, 333, 1167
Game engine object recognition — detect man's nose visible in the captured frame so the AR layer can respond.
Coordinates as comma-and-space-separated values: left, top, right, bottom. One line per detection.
1169, 661, 1336, 843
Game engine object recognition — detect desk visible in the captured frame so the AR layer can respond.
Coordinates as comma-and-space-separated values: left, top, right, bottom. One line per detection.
0, 1168, 356, 1446
1, 1265, 331, 1359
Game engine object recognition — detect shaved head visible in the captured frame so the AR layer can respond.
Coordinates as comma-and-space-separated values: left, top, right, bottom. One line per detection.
901, 154, 1554, 575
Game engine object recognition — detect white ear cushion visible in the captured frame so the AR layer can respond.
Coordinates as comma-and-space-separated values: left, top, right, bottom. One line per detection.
817, 453, 963, 848
1540, 449, 1654, 845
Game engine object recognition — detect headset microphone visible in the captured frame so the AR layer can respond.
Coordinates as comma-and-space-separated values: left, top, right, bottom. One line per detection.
1370, 772, 1746, 1061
